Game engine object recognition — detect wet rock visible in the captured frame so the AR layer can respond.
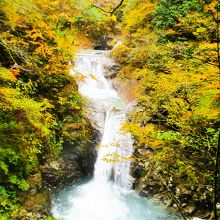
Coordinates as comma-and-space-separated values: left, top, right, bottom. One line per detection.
183, 205, 196, 215
111, 78, 137, 103
164, 199, 174, 207
132, 165, 142, 179
139, 190, 149, 197
42, 122, 100, 189
41, 159, 82, 189
85, 100, 105, 134
105, 64, 121, 79
103, 59, 137, 104
151, 194, 164, 206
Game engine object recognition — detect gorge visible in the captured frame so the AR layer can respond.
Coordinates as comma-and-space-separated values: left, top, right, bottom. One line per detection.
0, 1, 219, 219
52, 50, 178, 220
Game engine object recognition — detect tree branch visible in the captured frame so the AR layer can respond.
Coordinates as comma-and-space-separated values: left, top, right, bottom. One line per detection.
91, 0, 125, 16
110, 0, 125, 16
91, 3, 111, 14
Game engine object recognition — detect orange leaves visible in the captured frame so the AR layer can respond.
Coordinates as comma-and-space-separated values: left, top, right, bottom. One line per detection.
10, 68, 20, 79
0, 67, 18, 82
26, 29, 44, 40
138, 148, 151, 158
34, 42, 53, 57
204, 0, 219, 12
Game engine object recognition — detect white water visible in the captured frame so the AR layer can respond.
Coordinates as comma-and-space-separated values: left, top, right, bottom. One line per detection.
73, 50, 133, 189
52, 50, 178, 220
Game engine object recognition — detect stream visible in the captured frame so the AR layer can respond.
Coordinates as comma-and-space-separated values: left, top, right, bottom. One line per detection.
52, 50, 179, 220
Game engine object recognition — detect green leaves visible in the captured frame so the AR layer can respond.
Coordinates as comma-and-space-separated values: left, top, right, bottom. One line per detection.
156, 131, 180, 142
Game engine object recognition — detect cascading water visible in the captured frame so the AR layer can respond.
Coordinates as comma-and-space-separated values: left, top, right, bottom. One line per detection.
73, 50, 134, 189
52, 50, 178, 220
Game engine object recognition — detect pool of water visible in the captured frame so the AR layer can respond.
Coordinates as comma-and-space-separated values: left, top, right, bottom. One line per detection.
52, 178, 180, 220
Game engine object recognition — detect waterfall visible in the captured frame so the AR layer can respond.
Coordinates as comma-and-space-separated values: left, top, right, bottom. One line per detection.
52, 50, 176, 220
73, 50, 133, 189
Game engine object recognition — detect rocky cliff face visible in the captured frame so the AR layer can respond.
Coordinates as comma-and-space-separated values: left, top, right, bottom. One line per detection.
85, 100, 106, 134
130, 161, 213, 219
105, 64, 137, 104
42, 122, 100, 190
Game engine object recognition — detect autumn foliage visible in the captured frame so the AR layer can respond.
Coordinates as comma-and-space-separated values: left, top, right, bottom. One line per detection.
112, 0, 219, 217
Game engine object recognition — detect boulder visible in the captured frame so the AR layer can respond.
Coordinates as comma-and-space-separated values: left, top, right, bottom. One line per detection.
104, 64, 121, 79
41, 159, 82, 189
42, 122, 100, 189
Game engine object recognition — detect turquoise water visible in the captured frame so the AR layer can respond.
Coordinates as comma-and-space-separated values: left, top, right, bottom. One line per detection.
52, 178, 180, 220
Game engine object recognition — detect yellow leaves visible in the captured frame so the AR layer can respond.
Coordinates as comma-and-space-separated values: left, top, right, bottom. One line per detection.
193, 27, 207, 36
89, 73, 98, 81
1, 0, 46, 29
198, 42, 216, 50
26, 29, 44, 40
204, 0, 218, 12
111, 14, 117, 22
165, 28, 177, 36
122, 121, 163, 150
103, 152, 134, 163
0, 87, 54, 135
71, 102, 81, 110
56, 36, 74, 51
74, 34, 92, 50
124, 1, 155, 30
72, 72, 98, 83
186, 165, 194, 170
35, 21, 54, 37
33, 42, 53, 57
0, 0, 25, 28
73, 73, 87, 83
0, 67, 17, 82
111, 44, 131, 64
193, 87, 219, 120
102, 152, 121, 163
0, 88, 15, 100
176, 9, 215, 41
9, 69, 20, 79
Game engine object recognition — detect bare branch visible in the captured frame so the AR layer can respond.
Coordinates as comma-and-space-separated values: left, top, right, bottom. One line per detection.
110, 0, 125, 16
91, 0, 125, 16
91, 3, 111, 14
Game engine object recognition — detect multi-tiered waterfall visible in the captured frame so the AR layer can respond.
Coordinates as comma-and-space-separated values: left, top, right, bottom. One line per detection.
52, 50, 173, 220
74, 50, 134, 190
